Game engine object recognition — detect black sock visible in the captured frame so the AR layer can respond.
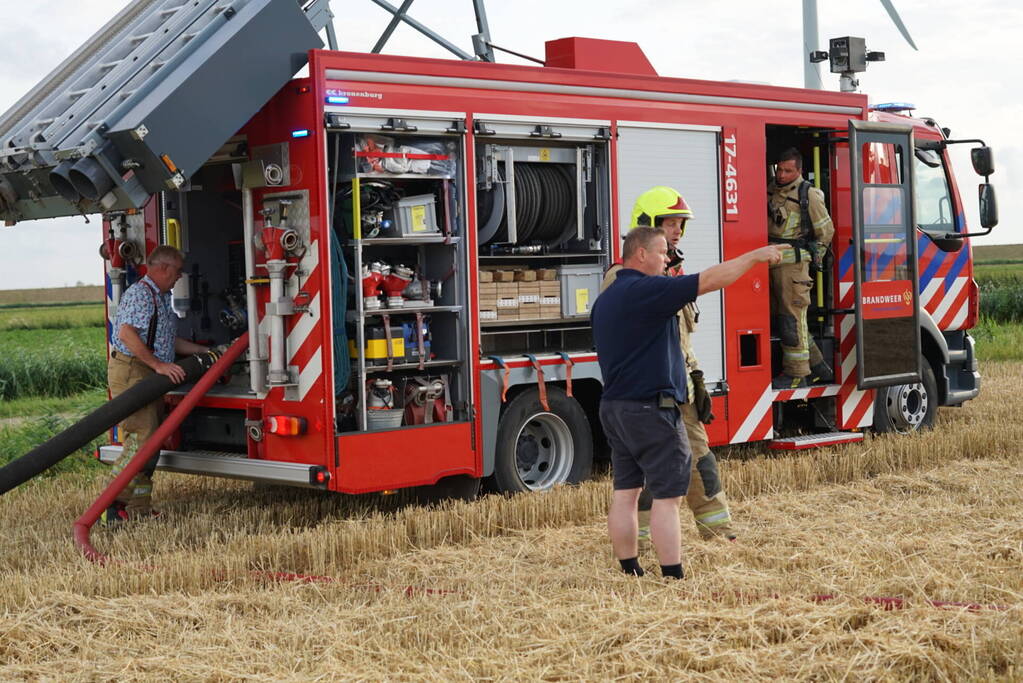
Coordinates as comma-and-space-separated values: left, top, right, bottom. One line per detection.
619, 557, 645, 576
660, 563, 684, 579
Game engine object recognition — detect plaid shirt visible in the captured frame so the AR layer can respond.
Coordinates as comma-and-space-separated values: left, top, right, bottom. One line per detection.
111, 275, 178, 363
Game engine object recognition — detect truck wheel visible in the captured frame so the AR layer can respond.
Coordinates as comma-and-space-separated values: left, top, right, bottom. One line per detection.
490, 386, 593, 493
873, 360, 938, 433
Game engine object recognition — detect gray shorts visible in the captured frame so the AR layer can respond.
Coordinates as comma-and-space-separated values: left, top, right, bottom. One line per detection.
599, 398, 692, 499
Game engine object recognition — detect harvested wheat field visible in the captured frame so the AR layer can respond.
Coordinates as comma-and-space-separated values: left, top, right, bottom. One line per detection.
2, 363, 1022, 680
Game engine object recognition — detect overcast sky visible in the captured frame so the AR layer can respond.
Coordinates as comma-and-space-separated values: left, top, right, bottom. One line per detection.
0, 0, 1018, 288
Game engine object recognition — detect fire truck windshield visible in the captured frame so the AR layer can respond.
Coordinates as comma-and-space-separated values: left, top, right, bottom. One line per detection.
914, 149, 956, 234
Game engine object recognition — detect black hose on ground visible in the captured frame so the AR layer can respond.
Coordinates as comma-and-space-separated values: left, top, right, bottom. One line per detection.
0, 350, 224, 496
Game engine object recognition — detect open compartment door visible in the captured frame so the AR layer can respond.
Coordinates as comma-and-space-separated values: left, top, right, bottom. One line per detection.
848, 119, 920, 389
0, 0, 323, 223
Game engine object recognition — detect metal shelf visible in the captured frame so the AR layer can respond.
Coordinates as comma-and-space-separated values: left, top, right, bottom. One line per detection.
348, 305, 461, 321
478, 252, 603, 260
347, 172, 455, 181
361, 235, 461, 246
360, 359, 462, 374
480, 318, 587, 329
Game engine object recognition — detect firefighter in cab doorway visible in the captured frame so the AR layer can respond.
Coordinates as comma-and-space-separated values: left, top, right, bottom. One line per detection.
601, 186, 736, 542
768, 148, 835, 389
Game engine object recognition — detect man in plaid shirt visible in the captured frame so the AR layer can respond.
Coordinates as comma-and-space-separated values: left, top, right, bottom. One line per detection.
104, 245, 208, 524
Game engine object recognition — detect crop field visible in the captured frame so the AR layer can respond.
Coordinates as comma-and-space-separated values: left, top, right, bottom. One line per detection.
973, 243, 1023, 263
973, 243, 1023, 283
0, 326, 106, 401
0, 285, 103, 307
1, 282, 1022, 679
0, 362, 1020, 679
0, 302, 105, 331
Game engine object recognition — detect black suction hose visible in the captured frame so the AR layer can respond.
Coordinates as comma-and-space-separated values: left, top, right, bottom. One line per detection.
0, 349, 226, 496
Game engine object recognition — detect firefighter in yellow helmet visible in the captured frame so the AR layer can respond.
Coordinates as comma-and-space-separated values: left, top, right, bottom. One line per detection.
602, 186, 736, 541
768, 148, 835, 388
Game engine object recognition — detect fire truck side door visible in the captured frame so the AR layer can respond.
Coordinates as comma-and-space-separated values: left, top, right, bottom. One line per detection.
848, 119, 921, 389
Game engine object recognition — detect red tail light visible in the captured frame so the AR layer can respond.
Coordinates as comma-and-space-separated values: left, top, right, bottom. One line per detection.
264, 415, 307, 436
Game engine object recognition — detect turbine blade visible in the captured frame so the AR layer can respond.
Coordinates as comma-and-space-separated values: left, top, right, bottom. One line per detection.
879, 0, 919, 50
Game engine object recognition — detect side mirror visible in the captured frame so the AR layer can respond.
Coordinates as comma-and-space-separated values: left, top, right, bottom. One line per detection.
929, 234, 964, 253
979, 183, 998, 229
971, 147, 994, 176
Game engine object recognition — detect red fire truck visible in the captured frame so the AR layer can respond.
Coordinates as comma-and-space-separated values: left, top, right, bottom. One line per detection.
0, 3, 996, 499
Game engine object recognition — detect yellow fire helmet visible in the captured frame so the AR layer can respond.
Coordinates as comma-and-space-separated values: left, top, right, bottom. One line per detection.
630, 186, 694, 230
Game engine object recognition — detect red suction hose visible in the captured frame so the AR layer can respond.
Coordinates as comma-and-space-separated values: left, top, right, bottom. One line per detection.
73, 333, 249, 563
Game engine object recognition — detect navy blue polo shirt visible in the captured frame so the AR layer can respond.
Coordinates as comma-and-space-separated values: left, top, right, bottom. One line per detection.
591, 268, 700, 403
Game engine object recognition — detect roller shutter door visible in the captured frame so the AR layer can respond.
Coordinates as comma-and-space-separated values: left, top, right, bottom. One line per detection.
615, 123, 725, 388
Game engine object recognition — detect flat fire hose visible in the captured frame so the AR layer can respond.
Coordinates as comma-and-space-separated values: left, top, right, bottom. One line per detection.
557, 352, 574, 397
524, 354, 549, 412
73, 333, 249, 563
487, 356, 510, 402
0, 344, 237, 497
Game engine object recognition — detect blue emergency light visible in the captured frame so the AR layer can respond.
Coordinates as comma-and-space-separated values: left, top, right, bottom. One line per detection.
872, 102, 916, 113
326, 95, 350, 105
291, 129, 310, 138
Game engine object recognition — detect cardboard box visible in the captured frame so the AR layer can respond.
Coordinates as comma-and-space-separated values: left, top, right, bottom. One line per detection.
535, 268, 558, 281
517, 282, 540, 304
479, 282, 498, 295
492, 270, 517, 283
478, 270, 494, 283
514, 269, 537, 282
496, 282, 518, 295
519, 303, 540, 319
479, 308, 498, 321
539, 280, 561, 295
540, 296, 561, 306
540, 305, 561, 319
497, 297, 519, 309
497, 309, 519, 320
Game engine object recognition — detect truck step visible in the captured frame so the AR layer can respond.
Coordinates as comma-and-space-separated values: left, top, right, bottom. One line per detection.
767, 431, 864, 450
97, 446, 328, 488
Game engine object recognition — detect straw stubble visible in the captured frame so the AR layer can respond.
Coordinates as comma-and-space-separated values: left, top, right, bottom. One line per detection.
0, 362, 1021, 680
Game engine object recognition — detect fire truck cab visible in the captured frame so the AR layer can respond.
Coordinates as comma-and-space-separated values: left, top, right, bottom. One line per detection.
0, 2, 996, 498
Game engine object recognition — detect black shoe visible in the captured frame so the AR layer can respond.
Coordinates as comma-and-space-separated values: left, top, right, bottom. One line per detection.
772, 373, 809, 390
101, 502, 161, 527
101, 502, 129, 527
810, 361, 834, 384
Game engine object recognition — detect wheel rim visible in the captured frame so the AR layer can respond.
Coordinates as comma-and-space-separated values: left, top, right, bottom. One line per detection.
513, 411, 574, 491
882, 381, 929, 432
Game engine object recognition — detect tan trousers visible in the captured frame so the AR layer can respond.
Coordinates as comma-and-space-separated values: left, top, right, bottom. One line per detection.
680, 402, 734, 539
107, 353, 163, 513
769, 261, 823, 377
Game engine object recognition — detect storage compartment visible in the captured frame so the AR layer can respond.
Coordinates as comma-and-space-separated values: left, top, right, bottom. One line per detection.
328, 125, 471, 433
180, 408, 247, 453
472, 119, 612, 362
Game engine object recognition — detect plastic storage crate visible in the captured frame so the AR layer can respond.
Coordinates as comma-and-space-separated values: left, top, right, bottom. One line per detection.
389, 194, 439, 235
558, 264, 603, 317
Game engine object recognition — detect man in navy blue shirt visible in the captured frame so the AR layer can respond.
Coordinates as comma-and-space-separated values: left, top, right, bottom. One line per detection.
592, 226, 781, 578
